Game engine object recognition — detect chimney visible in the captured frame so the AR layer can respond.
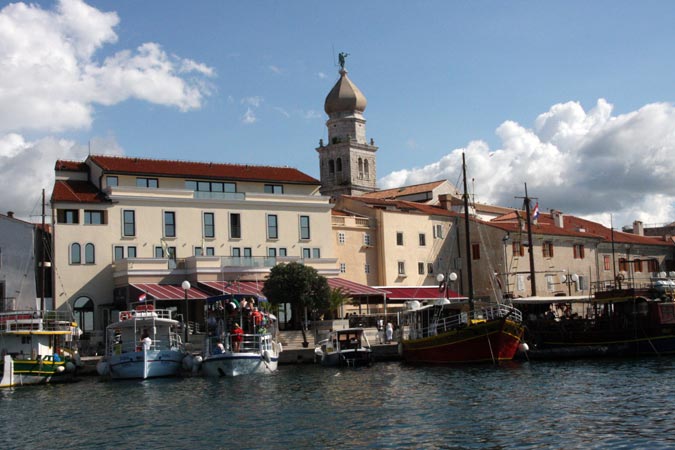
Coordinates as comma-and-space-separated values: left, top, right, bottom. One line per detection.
551, 210, 564, 228
7, 211, 14, 218
633, 220, 644, 236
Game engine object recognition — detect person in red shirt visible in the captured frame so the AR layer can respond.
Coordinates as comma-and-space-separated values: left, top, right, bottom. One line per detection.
232, 323, 244, 352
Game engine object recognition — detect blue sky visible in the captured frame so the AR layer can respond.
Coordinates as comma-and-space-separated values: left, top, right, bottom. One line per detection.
3, 0, 675, 229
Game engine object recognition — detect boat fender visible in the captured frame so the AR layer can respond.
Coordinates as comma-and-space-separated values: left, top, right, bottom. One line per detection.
56, 365, 65, 373
192, 355, 203, 373
263, 350, 272, 363
518, 343, 530, 353
96, 360, 110, 376
65, 362, 76, 372
277, 343, 283, 354
182, 355, 194, 371
33, 312, 38, 319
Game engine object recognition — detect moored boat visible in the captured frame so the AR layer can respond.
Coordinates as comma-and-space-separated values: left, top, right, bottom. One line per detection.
0, 310, 80, 388
515, 279, 675, 359
314, 328, 372, 367
96, 304, 189, 379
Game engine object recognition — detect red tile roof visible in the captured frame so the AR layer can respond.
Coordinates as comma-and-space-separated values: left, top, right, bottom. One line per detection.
360, 180, 452, 200
51, 180, 107, 204
343, 195, 455, 217
54, 160, 88, 172
87, 155, 319, 184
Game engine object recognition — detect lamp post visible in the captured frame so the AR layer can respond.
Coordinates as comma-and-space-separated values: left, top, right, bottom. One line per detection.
561, 272, 579, 296
437, 272, 458, 299
181, 280, 191, 343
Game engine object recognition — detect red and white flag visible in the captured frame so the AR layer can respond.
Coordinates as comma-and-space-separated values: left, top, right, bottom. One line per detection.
138, 293, 147, 302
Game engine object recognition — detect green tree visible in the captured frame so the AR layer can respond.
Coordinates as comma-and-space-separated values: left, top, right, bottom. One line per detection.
262, 262, 330, 343
326, 287, 352, 320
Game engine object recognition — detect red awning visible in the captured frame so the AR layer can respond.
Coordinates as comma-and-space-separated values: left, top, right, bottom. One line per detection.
327, 278, 385, 296
199, 281, 266, 298
131, 283, 210, 301
378, 286, 460, 300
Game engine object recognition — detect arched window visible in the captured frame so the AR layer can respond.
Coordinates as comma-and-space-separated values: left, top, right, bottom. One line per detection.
73, 296, 94, 338
336, 158, 342, 172
328, 160, 335, 174
364, 159, 370, 179
70, 243, 81, 264
358, 158, 363, 179
85, 243, 95, 264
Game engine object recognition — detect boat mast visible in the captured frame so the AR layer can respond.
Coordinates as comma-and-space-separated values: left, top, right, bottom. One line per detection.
40, 188, 46, 312
462, 153, 474, 310
522, 184, 537, 296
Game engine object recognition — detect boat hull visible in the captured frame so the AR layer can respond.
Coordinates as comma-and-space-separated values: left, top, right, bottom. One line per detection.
201, 351, 279, 377
402, 318, 524, 364
318, 349, 372, 367
0, 355, 74, 388
107, 349, 186, 380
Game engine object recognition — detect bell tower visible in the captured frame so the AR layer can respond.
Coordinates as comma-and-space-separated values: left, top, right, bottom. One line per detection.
317, 64, 378, 198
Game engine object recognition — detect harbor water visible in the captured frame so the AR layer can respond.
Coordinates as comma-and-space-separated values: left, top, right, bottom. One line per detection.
2, 358, 675, 449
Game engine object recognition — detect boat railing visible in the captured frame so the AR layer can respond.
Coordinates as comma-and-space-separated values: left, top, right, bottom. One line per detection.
0, 310, 75, 333
411, 304, 523, 340
108, 336, 181, 355
206, 332, 274, 355
119, 308, 173, 321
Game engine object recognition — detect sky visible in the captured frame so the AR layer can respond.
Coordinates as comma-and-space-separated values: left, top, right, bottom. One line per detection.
2, 0, 675, 230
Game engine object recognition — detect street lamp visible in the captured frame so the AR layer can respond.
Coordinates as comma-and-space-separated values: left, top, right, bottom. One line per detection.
437, 272, 458, 299
560, 272, 579, 296
181, 280, 191, 343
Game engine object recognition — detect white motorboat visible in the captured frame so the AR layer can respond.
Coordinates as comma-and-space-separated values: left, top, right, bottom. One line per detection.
97, 304, 189, 380
314, 328, 372, 367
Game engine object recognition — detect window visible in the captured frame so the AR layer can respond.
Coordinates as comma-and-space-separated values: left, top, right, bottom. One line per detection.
279, 248, 287, 257
427, 263, 434, 274
70, 243, 81, 264
300, 216, 310, 240
114, 246, 124, 261
329, 160, 335, 174
136, 177, 158, 188
516, 275, 525, 291
358, 158, 364, 179
264, 184, 284, 194
648, 259, 659, 273
337, 232, 345, 244
155, 247, 164, 258
84, 243, 95, 264
542, 241, 554, 258
364, 234, 372, 246
58, 209, 79, 224
186, 180, 236, 193
396, 232, 404, 246
267, 214, 278, 239
619, 258, 628, 272
512, 241, 525, 257
155, 246, 176, 259
418, 262, 425, 275
336, 158, 342, 172
164, 211, 176, 238
472, 243, 481, 260
84, 210, 104, 225
546, 275, 555, 292
312, 248, 320, 259
127, 246, 137, 258
230, 213, 241, 239
340, 263, 346, 273
634, 259, 643, 273
303, 248, 311, 259
364, 160, 369, 179
106, 176, 118, 187
268, 248, 277, 257
573, 244, 585, 259
195, 247, 203, 256
433, 224, 443, 239
397, 261, 406, 276
578, 275, 588, 291
604, 255, 611, 271
364, 264, 370, 274
231, 247, 241, 257
73, 296, 94, 338
243, 248, 252, 258
203, 212, 215, 238
419, 233, 426, 246
123, 210, 135, 237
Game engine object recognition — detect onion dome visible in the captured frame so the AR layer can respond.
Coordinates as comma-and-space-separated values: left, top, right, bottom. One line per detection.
324, 69, 367, 115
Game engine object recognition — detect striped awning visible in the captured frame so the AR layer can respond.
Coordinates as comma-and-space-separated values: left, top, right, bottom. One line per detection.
131, 283, 210, 301
327, 278, 385, 296
199, 281, 266, 299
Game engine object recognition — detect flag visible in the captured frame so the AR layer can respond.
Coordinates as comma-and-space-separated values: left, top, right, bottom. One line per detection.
532, 202, 540, 225
139, 293, 147, 302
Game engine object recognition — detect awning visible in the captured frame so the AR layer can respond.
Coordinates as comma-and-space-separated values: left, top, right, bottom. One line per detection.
131, 283, 210, 301
378, 286, 461, 301
327, 278, 385, 296
199, 281, 267, 299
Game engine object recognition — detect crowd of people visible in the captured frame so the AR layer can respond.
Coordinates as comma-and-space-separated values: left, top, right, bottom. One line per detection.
206, 296, 276, 354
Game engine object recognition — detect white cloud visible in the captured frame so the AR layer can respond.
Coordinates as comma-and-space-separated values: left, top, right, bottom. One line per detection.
268, 65, 283, 74
0, 134, 123, 220
318, 72, 327, 79
0, 0, 215, 133
303, 110, 322, 120
379, 99, 675, 228
242, 108, 257, 125
241, 96, 263, 108
274, 107, 290, 118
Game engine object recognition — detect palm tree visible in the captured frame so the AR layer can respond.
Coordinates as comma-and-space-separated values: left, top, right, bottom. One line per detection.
327, 287, 352, 320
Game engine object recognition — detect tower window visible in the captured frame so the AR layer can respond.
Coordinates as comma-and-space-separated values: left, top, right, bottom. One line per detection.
336, 158, 342, 172
329, 160, 335, 174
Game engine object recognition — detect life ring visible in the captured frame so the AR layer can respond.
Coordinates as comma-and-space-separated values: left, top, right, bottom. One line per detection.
120, 311, 132, 321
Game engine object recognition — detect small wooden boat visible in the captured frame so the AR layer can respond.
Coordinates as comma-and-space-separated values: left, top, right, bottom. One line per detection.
314, 328, 372, 367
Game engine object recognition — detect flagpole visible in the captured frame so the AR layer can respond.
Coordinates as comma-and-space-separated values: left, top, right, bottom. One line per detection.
516, 183, 537, 296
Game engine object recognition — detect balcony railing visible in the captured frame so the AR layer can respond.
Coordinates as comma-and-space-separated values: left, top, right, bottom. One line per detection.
193, 191, 245, 201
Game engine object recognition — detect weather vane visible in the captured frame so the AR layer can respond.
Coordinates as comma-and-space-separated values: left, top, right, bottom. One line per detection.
338, 51, 349, 70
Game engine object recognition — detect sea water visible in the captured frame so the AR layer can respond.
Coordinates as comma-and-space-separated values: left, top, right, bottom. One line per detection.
2, 358, 675, 449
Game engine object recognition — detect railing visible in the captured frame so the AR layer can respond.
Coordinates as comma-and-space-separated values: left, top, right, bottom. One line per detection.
220, 256, 277, 268
119, 308, 173, 321
205, 332, 275, 355
408, 304, 522, 340
107, 333, 183, 355
193, 191, 245, 201
0, 310, 75, 333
